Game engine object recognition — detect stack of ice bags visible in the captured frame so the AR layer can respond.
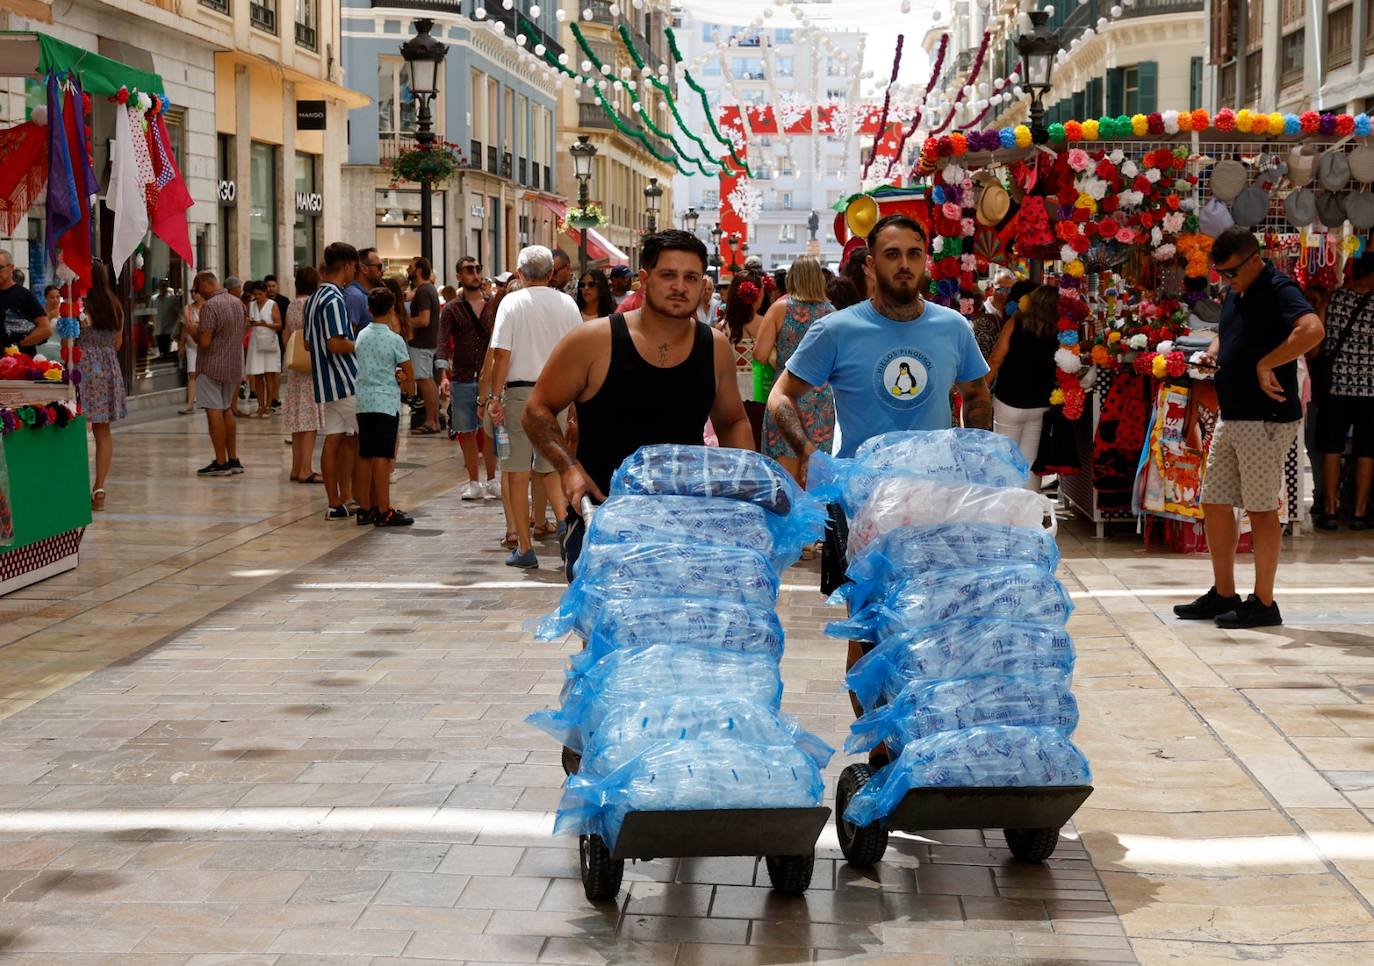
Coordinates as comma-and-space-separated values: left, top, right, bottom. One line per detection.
527, 445, 833, 849
808, 430, 1091, 828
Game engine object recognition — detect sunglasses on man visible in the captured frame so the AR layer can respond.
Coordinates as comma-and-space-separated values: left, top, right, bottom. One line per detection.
1213, 251, 1256, 280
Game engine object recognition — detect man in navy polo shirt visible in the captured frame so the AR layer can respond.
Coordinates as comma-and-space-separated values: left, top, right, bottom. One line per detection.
1175, 227, 1324, 628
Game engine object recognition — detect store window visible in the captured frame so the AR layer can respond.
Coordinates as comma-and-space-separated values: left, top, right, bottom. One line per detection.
375, 188, 445, 276
249, 142, 278, 279
1281, 29, 1304, 86
293, 154, 321, 272
377, 57, 442, 143
249, 0, 277, 34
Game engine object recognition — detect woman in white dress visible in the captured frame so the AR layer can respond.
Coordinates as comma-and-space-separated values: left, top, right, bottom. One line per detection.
245, 280, 282, 417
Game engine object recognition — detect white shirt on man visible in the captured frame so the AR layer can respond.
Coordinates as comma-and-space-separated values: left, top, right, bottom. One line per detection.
489, 285, 582, 382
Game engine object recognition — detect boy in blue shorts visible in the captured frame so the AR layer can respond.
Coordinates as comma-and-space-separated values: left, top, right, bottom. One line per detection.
354, 287, 416, 526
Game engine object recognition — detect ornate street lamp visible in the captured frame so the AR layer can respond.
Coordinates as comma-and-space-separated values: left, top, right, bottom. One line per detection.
726, 232, 741, 272
570, 134, 598, 275
1015, 10, 1059, 128
643, 178, 664, 233
400, 18, 447, 267
683, 207, 700, 235
709, 223, 723, 272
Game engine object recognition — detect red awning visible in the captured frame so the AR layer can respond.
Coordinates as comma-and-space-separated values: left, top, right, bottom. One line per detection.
536, 198, 628, 265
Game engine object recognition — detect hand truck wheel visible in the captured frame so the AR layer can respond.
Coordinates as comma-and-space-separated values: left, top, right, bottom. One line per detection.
764, 853, 815, 895
579, 833, 624, 901
1003, 826, 1062, 863
835, 762, 889, 868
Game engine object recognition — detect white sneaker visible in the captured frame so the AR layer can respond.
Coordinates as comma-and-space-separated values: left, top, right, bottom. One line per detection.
484, 478, 501, 499
461, 481, 484, 501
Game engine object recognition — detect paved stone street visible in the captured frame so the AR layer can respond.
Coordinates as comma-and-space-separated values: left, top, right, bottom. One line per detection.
2, 411, 1374, 964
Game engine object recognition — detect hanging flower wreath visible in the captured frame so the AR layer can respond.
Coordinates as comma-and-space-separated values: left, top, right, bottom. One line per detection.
388, 141, 468, 187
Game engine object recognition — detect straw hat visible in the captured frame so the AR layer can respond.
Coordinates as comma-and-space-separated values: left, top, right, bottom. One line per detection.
1286, 145, 1317, 186
975, 181, 1011, 227
844, 195, 879, 239
1210, 159, 1248, 202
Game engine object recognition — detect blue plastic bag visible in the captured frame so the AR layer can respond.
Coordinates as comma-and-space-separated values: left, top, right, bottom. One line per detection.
610, 444, 824, 524
526, 645, 784, 751
583, 495, 822, 574
846, 675, 1079, 755
843, 726, 1092, 827
536, 542, 780, 639
555, 738, 826, 849
834, 524, 1062, 612
581, 697, 834, 775
828, 566, 1073, 643
846, 621, 1076, 711
808, 429, 1030, 515
846, 478, 1057, 559
580, 597, 786, 667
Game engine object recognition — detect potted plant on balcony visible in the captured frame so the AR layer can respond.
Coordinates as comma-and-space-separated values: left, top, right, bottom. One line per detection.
562, 203, 606, 232
388, 141, 467, 187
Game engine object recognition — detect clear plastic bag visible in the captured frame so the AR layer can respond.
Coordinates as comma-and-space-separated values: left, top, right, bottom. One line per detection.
846, 621, 1076, 711
526, 645, 784, 751
535, 542, 780, 639
843, 726, 1092, 827
581, 697, 834, 775
555, 738, 826, 849
579, 597, 785, 667
829, 566, 1074, 643
609, 444, 824, 524
834, 524, 1062, 613
847, 477, 1057, 560
846, 674, 1079, 755
809, 429, 1030, 515
583, 495, 822, 574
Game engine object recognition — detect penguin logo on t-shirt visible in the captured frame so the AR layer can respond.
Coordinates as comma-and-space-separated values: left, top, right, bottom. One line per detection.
891, 362, 919, 396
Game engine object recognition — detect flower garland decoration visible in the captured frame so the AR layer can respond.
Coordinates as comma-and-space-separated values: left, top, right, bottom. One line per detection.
612, 23, 720, 177
884, 33, 947, 179
54, 316, 81, 340
0, 347, 67, 383
861, 33, 905, 180
1176, 233, 1213, 278
1054, 278, 1088, 420
0, 400, 77, 436
1089, 297, 1191, 375
663, 26, 751, 176
927, 30, 991, 137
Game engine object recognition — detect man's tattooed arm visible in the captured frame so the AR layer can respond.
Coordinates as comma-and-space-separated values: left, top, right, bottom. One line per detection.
522, 402, 575, 472
958, 377, 994, 430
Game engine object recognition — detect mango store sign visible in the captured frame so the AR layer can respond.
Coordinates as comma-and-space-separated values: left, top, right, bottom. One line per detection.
296, 192, 323, 214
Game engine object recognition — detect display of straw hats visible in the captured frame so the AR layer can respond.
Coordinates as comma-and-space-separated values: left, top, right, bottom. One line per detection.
1210, 159, 1248, 202
1315, 190, 1348, 229
1345, 191, 1374, 230
1284, 187, 1317, 228
1319, 151, 1351, 191
1348, 143, 1374, 184
975, 180, 1011, 227
1287, 145, 1317, 186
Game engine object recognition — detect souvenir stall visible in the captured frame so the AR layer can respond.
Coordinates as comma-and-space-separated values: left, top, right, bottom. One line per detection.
903, 107, 1372, 545
0, 32, 192, 593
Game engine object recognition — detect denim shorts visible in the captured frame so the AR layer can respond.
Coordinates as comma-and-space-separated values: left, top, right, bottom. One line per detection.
449, 381, 479, 434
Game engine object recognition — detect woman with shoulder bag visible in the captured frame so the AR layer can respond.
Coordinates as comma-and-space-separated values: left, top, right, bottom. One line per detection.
283, 267, 325, 483
1313, 252, 1374, 530
245, 280, 283, 417
987, 282, 1058, 491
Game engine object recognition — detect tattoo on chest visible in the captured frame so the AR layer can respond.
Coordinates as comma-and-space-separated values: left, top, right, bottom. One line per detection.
658, 342, 670, 366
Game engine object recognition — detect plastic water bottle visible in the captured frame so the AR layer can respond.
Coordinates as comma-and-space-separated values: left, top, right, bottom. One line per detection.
495, 424, 511, 461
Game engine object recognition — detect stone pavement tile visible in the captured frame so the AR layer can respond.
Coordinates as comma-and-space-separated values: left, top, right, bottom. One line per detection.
374, 872, 472, 908
97, 902, 237, 929
1130, 938, 1374, 965
184, 957, 278, 966
267, 926, 412, 957
711, 884, 883, 924
747, 919, 882, 951
221, 903, 365, 930
402, 931, 544, 962
673, 856, 759, 886
486, 908, 619, 939
513, 847, 581, 880
625, 881, 714, 918
436, 844, 525, 877
132, 927, 283, 955
455, 875, 552, 911
0, 924, 153, 953
354, 904, 490, 934
537, 878, 624, 915
879, 923, 1015, 957
916, 864, 998, 897
536, 936, 678, 964
357, 842, 451, 873
618, 911, 749, 945
290, 870, 389, 905
878, 892, 966, 927
676, 942, 814, 965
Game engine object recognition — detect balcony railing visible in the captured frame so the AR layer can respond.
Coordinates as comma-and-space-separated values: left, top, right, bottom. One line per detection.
295, 21, 317, 50
249, 0, 276, 33
578, 102, 614, 129
1043, 0, 1203, 46
469, 139, 483, 169
486, 145, 498, 175
199, 0, 229, 13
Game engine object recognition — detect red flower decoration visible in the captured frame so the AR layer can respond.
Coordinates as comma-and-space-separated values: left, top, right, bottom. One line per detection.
1098, 218, 1120, 237
1165, 195, 1180, 211
1336, 114, 1355, 136
1069, 234, 1090, 254
115, 86, 129, 105
949, 132, 968, 155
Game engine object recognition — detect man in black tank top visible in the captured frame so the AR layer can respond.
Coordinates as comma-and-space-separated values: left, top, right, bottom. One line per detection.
520, 230, 754, 577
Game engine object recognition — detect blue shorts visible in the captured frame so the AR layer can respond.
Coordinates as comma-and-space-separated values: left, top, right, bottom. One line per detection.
449, 381, 479, 434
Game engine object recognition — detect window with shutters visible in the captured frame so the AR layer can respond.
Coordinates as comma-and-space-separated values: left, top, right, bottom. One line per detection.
1209, 0, 1238, 65
1219, 62, 1237, 106
1367, 0, 1374, 52
1326, 3, 1353, 68
1281, 29, 1304, 86
1123, 67, 1141, 114
1246, 0, 1266, 52
1244, 49, 1262, 105
1189, 57, 1203, 108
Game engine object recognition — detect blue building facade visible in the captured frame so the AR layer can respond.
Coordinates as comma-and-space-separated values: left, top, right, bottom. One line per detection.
341, 1, 566, 276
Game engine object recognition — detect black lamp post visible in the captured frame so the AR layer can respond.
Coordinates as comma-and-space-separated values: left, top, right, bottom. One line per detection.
683, 207, 700, 235
1015, 10, 1059, 128
709, 223, 723, 274
644, 178, 663, 234
726, 232, 741, 272
400, 18, 446, 268
570, 134, 598, 275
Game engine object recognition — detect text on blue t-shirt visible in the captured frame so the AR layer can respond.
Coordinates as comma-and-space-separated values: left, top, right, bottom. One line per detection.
785, 298, 989, 457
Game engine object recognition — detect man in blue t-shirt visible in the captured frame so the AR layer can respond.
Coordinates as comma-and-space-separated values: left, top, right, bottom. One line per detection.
767, 212, 992, 766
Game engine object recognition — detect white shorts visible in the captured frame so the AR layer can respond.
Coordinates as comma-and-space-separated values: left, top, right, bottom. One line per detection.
322, 395, 359, 436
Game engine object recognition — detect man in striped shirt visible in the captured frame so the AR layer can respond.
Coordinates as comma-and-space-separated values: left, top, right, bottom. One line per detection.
305, 242, 362, 519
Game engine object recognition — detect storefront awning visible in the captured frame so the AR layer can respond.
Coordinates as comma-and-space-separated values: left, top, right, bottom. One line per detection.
0, 31, 164, 97
0, 1, 52, 25
535, 198, 629, 266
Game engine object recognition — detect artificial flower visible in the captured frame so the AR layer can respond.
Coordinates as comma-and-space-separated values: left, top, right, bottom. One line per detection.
1055, 347, 1084, 374
1013, 124, 1031, 148
1151, 353, 1169, 379
1064, 259, 1085, 278
1049, 388, 1066, 406
1128, 333, 1148, 350
1091, 344, 1113, 366
1082, 119, 1100, 140
1064, 120, 1083, 141
1108, 330, 1122, 344
1067, 148, 1092, 172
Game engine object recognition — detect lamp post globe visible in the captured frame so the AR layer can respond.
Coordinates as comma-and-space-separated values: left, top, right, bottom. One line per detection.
400, 18, 447, 267
684, 207, 700, 235
643, 177, 663, 234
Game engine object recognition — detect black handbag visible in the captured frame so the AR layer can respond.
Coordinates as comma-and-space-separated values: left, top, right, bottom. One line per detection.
1032, 407, 1081, 477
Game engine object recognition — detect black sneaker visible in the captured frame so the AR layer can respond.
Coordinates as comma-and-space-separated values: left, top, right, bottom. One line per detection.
325, 505, 350, 521
1215, 595, 1283, 629
1173, 586, 1243, 620
225, 458, 244, 475
374, 508, 415, 527
356, 508, 375, 526
197, 461, 231, 477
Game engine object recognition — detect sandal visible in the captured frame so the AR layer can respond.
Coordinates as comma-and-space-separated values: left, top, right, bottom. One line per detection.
532, 521, 556, 538
91, 488, 106, 511
298, 472, 325, 484
410, 425, 439, 435
1352, 514, 1373, 532
1315, 513, 1340, 531
500, 532, 519, 548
